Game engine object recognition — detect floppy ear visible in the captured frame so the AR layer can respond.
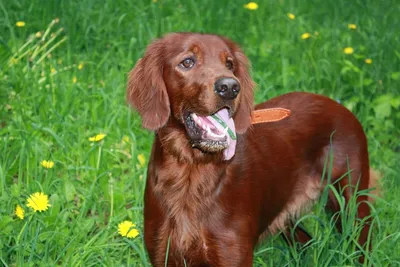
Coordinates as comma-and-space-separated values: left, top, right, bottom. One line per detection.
222, 38, 255, 134
127, 40, 170, 131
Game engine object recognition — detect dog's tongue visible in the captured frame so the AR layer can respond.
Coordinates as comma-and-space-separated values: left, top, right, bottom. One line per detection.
208, 109, 237, 160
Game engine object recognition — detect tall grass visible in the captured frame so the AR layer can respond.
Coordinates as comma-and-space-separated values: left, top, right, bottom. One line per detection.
0, 0, 399, 266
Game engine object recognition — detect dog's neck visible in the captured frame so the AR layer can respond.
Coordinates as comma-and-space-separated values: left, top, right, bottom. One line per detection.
153, 123, 228, 206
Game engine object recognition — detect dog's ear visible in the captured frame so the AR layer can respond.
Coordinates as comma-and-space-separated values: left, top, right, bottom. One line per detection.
127, 40, 170, 131
222, 37, 255, 134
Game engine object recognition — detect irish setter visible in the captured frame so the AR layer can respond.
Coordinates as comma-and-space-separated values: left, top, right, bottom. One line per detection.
127, 33, 375, 266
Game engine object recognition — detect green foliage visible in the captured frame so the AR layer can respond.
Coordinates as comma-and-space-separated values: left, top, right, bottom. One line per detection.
0, 0, 399, 266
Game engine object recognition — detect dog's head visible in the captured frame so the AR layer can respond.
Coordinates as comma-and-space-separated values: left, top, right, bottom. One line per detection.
127, 33, 255, 160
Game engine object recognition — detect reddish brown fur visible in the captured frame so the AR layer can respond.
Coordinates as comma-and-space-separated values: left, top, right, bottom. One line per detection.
127, 33, 374, 266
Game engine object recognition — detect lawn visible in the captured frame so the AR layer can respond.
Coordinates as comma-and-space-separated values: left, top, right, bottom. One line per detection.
0, 0, 399, 266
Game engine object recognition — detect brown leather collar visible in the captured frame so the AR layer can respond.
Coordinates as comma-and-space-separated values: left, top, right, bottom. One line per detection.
251, 108, 291, 124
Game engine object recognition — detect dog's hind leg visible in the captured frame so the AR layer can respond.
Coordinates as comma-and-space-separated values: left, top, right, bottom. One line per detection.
281, 221, 313, 248
323, 145, 372, 263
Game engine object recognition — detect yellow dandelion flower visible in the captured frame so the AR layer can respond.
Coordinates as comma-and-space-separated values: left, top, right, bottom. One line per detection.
301, 33, 311, 40
118, 221, 139, 238
51, 68, 56, 74
78, 63, 84, 70
348, 24, 357, 30
287, 13, 295, 20
365, 58, 372, 64
35, 31, 42, 38
343, 47, 354, 54
26, 192, 51, 212
89, 133, 106, 142
122, 135, 131, 144
244, 2, 258, 10
41, 160, 54, 169
72, 77, 77, 84
16, 21, 25, 27
15, 205, 24, 220
137, 154, 146, 167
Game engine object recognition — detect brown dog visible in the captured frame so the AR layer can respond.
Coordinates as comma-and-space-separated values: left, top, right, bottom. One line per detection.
127, 33, 374, 266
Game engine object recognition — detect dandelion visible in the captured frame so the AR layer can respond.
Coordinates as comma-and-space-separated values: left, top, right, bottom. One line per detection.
51, 68, 56, 74
244, 2, 258, 10
26, 192, 51, 212
301, 33, 311, 40
41, 160, 54, 169
137, 154, 146, 167
89, 133, 106, 142
122, 135, 131, 144
35, 32, 42, 38
365, 58, 372, 64
118, 221, 139, 238
15, 205, 24, 220
78, 63, 84, 70
72, 77, 77, 84
287, 13, 295, 20
343, 47, 354, 54
348, 24, 357, 30
16, 21, 25, 27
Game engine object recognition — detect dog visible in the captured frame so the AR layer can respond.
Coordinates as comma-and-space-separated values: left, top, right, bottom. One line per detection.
127, 33, 375, 266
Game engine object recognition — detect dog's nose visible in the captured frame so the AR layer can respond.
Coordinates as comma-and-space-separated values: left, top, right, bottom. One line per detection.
214, 78, 240, 100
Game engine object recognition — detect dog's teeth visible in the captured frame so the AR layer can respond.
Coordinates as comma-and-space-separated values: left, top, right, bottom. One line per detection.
212, 132, 219, 138
208, 126, 227, 139
209, 129, 216, 137
206, 126, 212, 135
194, 116, 200, 124
206, 126, 219, 138
192, 113, 198, 120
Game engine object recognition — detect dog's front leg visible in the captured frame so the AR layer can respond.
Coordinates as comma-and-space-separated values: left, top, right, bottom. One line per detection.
211, 226, 255, 267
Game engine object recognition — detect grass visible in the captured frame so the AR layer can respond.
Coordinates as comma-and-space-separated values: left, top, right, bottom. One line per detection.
0, 0, 399, 266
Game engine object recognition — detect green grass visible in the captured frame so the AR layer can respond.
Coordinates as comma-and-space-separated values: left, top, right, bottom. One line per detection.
0, 0, 399, 266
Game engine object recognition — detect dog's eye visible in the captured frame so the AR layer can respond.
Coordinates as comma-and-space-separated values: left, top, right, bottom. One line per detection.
226, 59, 234, 70
179, 58, 195, 69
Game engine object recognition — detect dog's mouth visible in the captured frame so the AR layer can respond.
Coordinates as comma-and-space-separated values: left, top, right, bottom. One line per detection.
184, 108, 237, 160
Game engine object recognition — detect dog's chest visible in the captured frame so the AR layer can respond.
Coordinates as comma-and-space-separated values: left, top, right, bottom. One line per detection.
153, 161, 224, 263
153, 205, 216, 266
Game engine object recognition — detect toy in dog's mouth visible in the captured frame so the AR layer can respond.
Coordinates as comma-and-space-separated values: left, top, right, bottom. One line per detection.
184, 108, 237, 160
